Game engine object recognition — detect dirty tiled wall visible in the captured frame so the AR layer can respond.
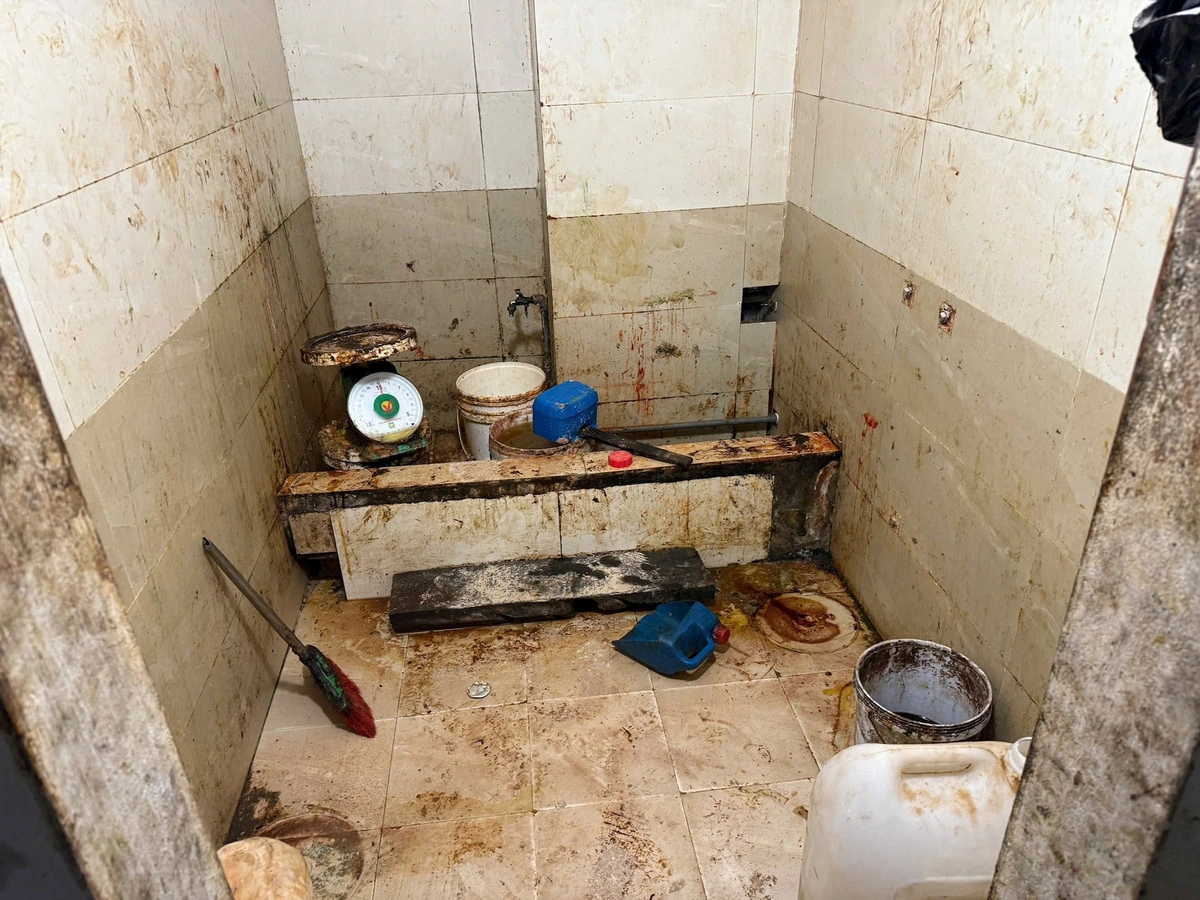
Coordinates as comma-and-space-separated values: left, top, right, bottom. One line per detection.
0, 2, 334, 840
534, 0, 799, 427
275, 0, 549, 430
776, 1, 1189, 738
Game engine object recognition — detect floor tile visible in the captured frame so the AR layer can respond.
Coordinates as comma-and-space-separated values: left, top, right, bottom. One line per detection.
398, 623, 530, 716
656, 680, 818, 792
263, 583, 406, 731
230, 719, 398, 835
374, 814, 534, 899
779, 670, 858, 766
255, 816, 379, 900
719, 561, 878, 677
525, 612, 652, 700
385, 705, 532, 827
683, 780, 813, 900
530, 692, 676, 808
650, 594, 775, 689
533, 796, 705, 900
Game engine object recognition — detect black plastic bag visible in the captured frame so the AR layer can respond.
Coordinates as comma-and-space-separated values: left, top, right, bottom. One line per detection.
1133, 1, 1200, 145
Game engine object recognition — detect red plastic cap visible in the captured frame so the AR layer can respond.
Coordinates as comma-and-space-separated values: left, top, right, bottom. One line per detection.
713, 625, 731, 645
608, 450, 634, 468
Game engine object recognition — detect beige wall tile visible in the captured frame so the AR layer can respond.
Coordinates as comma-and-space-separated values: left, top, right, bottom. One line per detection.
596, 393, 738, 432
687, 475, 774, 567
737, 322, 776, 393
559, 482, 691, 557
294, 95, 485, 196
549, 207, 746, 318
811, 100, 925, 264
794, 0, 827, 96
284, 200, 327, 310
288, 513, 336, 555
543, 98, 754, 217
330, 279, 503, 359
821, 0, 942, 116
0, 2, 155, 218
749, 94, 793, 205
930, 0, 1149, 163
275, 0, 476, 99
735, 391, 770, 425
239, 102, 311, 235
215, 0, 292, 120
787, 93, 818, 210
909, 123, 1128, 364
755, 0, 803, 94
488, 188, 545, 278
479, 91, 540, 190
333, 494, 561, 598
554, 304, 740, 403
314, 192, 493, 283
745, 202, 785, 287
534, 0, 756, 104
497, 276, 546, 358
1086, 169, 1181, 390
470, 0, 534, 92
1007, 539, 1077, 706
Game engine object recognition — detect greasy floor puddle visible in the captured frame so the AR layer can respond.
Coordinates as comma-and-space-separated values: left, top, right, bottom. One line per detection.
230, 559, 877, 899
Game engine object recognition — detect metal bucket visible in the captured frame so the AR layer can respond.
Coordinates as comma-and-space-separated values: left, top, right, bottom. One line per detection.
488, 407, 587, 461
854, 639, 993, 745
455, 362, 546, 460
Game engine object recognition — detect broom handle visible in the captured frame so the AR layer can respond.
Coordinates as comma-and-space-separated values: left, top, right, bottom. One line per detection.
202, 537, 307, 657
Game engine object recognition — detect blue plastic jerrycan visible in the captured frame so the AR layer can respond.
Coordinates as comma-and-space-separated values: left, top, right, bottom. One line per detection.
613, 601, 731, 675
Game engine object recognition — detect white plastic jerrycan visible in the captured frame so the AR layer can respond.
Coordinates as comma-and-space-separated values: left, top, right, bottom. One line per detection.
799, 738, 1029, 900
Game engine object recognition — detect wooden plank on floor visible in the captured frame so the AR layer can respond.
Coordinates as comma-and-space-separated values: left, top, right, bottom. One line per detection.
390, 547, 716, 631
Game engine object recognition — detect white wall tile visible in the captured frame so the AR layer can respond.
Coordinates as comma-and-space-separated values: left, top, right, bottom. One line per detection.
930, 0, 1150, 163
535, 0, 756, 104
275, 0, 476, 99
0, 1, 155, 219
240, 102, 310, 238
470, 0, 534, 92
217, 0, 292, 119
909, 123, 1129, 364
294, 95, 485, 196
749, 94, 793, 205
738, 321, 777, 393
821, 0, 942, 117
543, 97, 753, 217
480, 91, 541, 190
548, 207, 746, 317
5, 125, 258, 424
745, 203, 785, 288
124, 0, 234, 150
1085, 169, 1182, 390
788, 92, 818, 209
755, 0, 803, 94
810, 99, 925, 264
794, 0, 827, 96
0, 228, 73, 435
1134, 96, 1195, 178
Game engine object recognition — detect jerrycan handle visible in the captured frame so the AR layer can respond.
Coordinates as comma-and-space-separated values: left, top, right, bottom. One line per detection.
676, 624, 714, 669
897, 745, 997, 777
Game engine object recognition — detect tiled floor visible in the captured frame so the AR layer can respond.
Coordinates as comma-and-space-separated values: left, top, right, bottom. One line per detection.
230, 560, 876, 899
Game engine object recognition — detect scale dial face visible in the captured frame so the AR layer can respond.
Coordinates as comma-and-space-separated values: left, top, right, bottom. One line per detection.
347, 372, 423, 443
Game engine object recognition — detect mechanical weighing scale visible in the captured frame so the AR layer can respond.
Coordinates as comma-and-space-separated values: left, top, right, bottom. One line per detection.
300, 324, 430, 470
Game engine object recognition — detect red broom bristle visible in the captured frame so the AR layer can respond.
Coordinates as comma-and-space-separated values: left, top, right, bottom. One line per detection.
325, 657, 377, 738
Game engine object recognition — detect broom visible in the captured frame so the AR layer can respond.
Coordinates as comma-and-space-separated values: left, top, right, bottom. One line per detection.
202, 538, 376, 738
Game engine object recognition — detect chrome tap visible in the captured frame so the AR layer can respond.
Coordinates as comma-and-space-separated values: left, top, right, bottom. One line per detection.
506, 290, 554, 382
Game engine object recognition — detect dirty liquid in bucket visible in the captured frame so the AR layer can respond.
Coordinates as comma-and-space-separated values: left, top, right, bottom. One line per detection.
495, 422, 558, 451
893, 710, 941, 726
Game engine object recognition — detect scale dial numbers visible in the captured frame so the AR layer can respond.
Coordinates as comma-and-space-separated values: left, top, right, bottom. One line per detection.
346, 372, 423, 443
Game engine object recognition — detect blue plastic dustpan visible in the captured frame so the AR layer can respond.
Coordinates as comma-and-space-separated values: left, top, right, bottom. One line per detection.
613, 601, 729, 675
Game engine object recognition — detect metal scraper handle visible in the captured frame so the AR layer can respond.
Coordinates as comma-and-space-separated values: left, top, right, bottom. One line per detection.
579, 425, 693, 467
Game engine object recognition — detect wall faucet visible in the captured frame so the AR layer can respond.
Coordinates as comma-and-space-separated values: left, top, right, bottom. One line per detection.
507, 290, 555, 382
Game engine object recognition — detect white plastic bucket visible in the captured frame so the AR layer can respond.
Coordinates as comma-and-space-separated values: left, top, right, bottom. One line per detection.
455, 362, 546, 460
